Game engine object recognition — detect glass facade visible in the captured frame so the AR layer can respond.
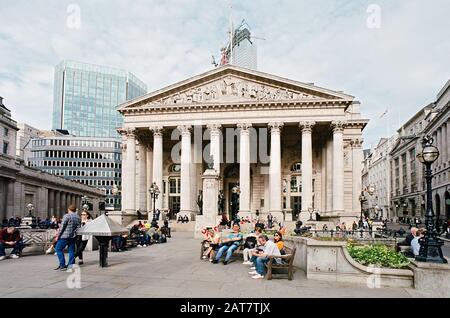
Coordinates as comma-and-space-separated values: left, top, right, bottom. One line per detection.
28, 136, 122, 209
52, 60, 147, 138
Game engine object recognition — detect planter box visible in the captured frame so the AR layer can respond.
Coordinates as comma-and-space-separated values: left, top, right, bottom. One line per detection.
284, 236, 414, 288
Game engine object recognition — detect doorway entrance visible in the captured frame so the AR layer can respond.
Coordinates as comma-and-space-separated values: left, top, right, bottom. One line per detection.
291, 196, 301, 220
169, 196, 180, 220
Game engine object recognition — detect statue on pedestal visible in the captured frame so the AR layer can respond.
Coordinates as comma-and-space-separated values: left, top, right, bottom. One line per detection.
197, 190, 203, 215
218, 190, 225, 215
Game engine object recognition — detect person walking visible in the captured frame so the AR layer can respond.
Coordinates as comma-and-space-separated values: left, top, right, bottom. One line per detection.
75, 210, 92, 265
54, 204, 81, 271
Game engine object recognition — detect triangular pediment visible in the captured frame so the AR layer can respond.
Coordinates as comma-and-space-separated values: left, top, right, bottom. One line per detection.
118, 65, 354, 111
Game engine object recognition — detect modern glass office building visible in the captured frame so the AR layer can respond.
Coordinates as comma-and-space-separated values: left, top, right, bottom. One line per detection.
52, 60, 147, 138
28, 134, 122, 209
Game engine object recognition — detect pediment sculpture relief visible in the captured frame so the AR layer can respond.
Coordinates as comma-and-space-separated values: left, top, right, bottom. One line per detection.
146, 76, 323, 106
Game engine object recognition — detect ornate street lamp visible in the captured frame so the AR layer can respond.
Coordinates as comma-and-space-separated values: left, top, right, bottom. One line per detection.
415, 136, 447, 263
359, 184, 375, 228
149, 182, 160, 220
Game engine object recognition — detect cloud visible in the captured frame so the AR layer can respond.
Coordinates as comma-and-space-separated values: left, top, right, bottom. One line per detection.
0, 0, 448, 147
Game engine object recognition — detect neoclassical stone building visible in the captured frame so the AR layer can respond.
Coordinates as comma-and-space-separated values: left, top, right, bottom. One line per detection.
115, 65, 368, 225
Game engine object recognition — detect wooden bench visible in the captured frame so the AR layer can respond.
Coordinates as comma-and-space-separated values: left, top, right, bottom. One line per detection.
200, 240, 244, 260
265, 246, 296, 280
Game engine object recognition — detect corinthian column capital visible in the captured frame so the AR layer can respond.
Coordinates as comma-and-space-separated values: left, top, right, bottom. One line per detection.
350, 138, 364, 148
149, 126, 164, 136
268, 122, 284, 133
237, 123, 252, 132
299, 121, 315, 133
331, 121, 346, 133
207, 124, 222, 134
177, 125, 192, 136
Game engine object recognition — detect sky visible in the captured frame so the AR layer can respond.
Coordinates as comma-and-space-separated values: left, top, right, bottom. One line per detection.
0, 0, 449, 148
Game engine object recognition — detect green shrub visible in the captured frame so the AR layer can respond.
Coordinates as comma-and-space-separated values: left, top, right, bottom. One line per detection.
347, 244, 410, 269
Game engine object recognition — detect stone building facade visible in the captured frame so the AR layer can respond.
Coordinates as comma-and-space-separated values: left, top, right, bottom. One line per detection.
114, 65, 368, 225
362, 135, 398, 220
390, 79, 450, 222
0, 97, 105, 220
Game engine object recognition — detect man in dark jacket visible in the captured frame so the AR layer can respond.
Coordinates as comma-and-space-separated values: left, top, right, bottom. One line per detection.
0, 225, 24, 260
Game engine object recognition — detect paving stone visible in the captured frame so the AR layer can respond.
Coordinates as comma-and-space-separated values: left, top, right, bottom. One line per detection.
0, 231, 420, 298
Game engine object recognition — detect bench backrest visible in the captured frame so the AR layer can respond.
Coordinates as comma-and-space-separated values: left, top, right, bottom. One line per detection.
284, 246, 297, 266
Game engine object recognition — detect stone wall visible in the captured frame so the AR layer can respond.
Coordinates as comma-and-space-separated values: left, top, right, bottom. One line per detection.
284, 236, 414, 288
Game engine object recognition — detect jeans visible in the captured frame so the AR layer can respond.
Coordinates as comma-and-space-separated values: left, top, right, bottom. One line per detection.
55, 238, 76, 268
215, 244, 238, 262
75, 238, 88, 260
0, 241, 25, 256
243, 248, 254, 262
255, 256, 269, 275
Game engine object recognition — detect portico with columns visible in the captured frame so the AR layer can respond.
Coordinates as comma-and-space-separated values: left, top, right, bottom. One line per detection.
116, 65, 368, 225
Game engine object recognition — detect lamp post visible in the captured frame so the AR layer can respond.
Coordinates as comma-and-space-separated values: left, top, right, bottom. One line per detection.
415, 136, 447, 263
149, 182, 160, 221
359, 184, 375, 228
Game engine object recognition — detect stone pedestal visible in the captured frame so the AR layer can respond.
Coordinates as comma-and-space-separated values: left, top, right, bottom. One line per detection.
284, 210, 293, 222
20, 216, 36, 228
107, 210, 138, 226
194, 168, 219, 238
299, 211, 315, 223
410, 258, 450, 297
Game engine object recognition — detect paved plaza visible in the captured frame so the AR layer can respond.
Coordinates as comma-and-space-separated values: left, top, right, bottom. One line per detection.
0, 232, 430, 298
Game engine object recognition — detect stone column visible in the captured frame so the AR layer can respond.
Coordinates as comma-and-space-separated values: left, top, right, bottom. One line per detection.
207, 124, 222, 174
326, 138, 333, 212
74, 195, 80, 212
285, 175, 292, 221
47, 189, 54, 218
194, 168, 220, 238
178, 125, 194, 220
60, 192, 66, 215
150, 126, 164, 212
6, 180, 15, 218
332, 121, 345, 214
146, 146, 153, 213
299, 121, 315, 222
138, 142, 147, 212
351, 138, 363, 214
238, 123, 252, 218
437, 128, 442, 166
123, 129, 137, 214
441, 124, 447, 165
269, 122, 284, 221
445, 120, 450, 163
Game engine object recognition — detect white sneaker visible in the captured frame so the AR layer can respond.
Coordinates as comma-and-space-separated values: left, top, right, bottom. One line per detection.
252, 274, 264, 279
143, 244, 147, 247
10, 254, 19, 259
248, 270, 257, 275
45, 247, 54, 254
250, 266, 256, 270
243, 261, 253, 265
0, 256, 6, 261
137, 245, 142, 247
